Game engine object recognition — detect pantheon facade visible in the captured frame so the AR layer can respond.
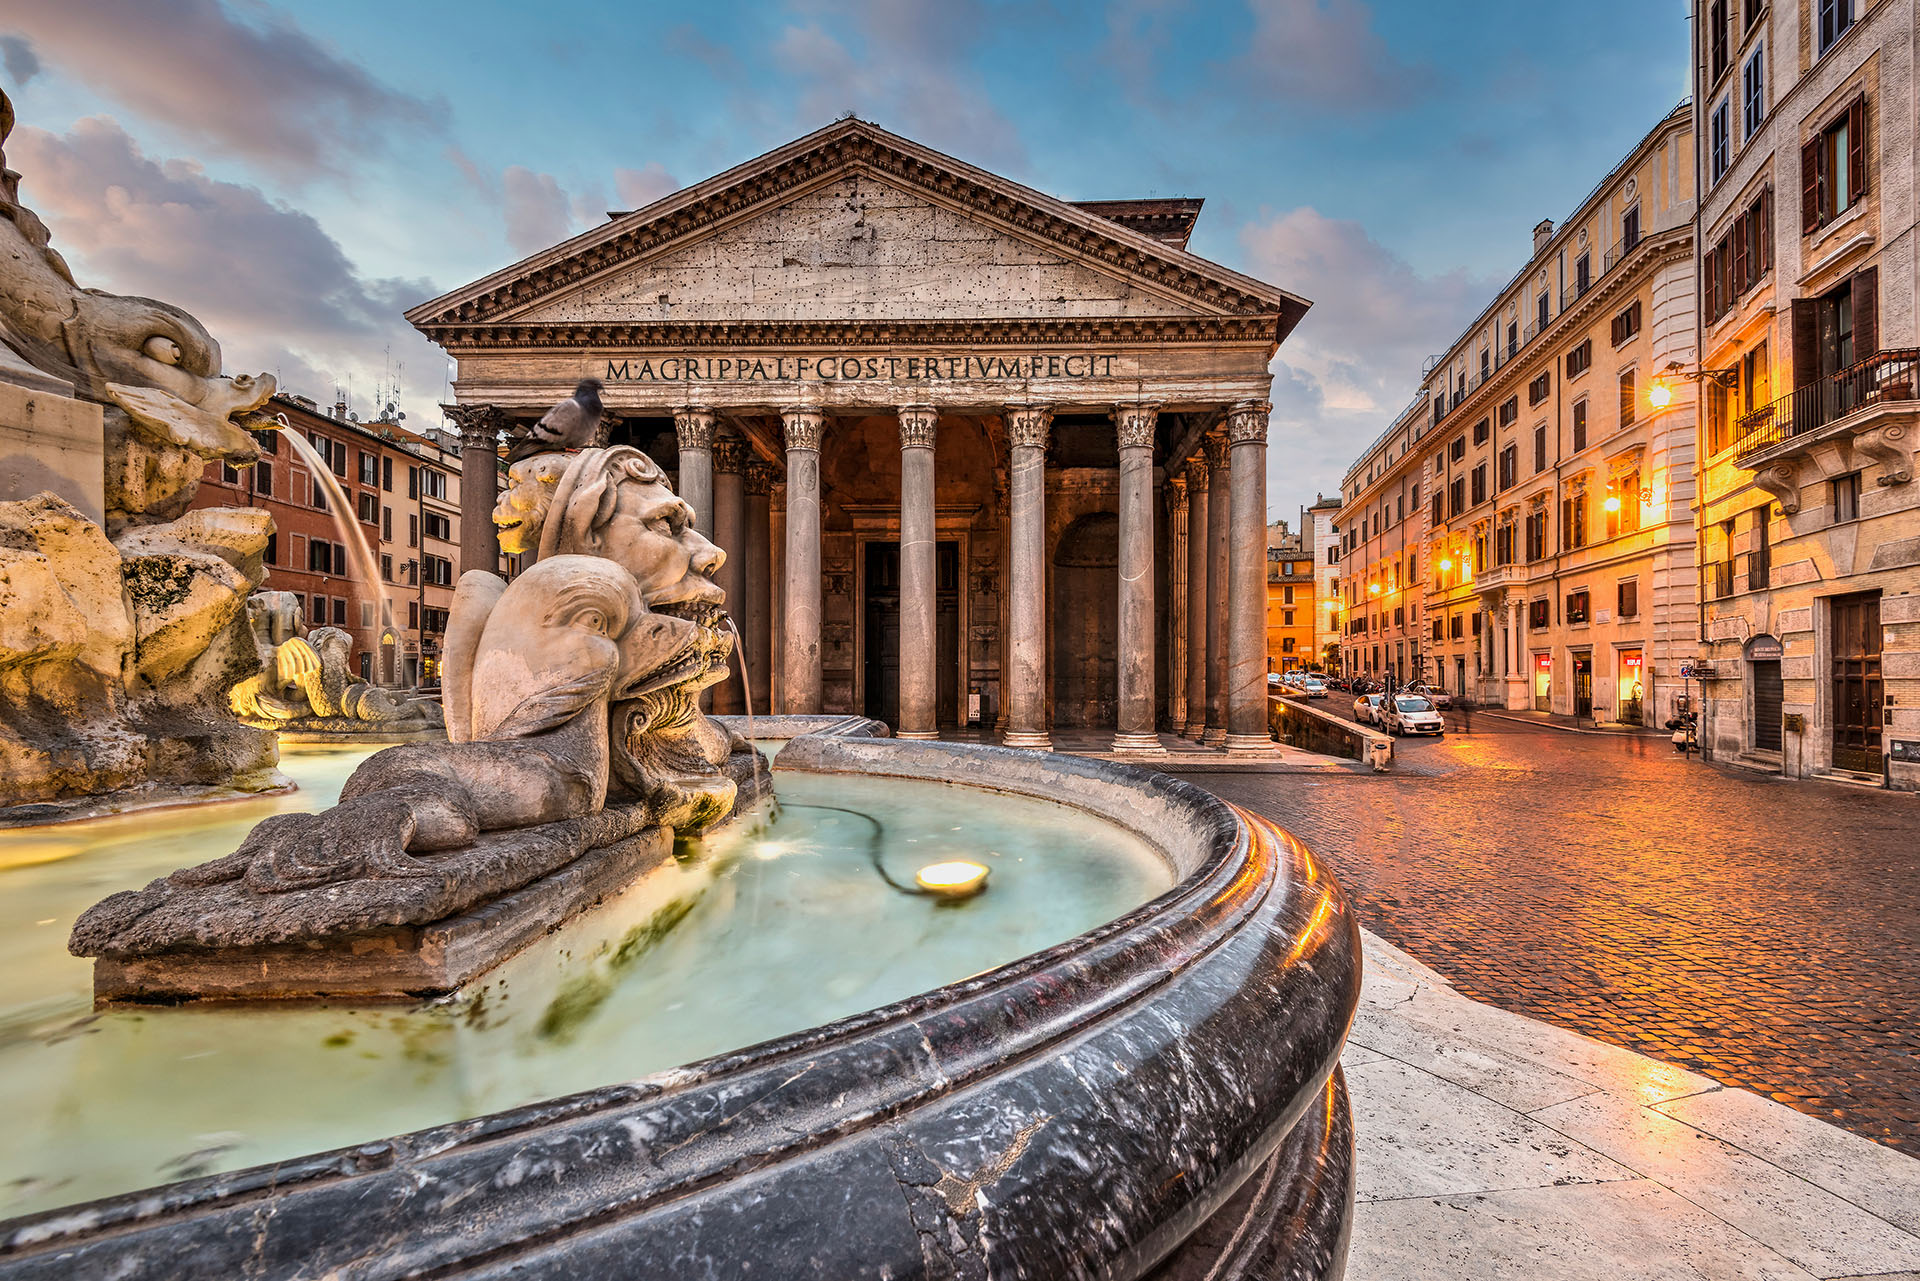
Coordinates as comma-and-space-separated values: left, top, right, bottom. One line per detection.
409, 121, 1308, 752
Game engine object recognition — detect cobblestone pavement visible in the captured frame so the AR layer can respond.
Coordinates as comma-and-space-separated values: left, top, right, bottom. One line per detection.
1185, 719, 1920, 1156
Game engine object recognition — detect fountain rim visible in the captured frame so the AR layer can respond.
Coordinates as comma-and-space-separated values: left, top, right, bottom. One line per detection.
0, 732, 1360, 1280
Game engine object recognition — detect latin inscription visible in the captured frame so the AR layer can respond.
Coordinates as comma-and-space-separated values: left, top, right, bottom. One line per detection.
603, 354, 1121, 383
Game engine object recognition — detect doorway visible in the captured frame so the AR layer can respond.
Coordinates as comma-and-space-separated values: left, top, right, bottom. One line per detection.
1572, 652, 1593, 719
1618, 649, 1644, 724
1830, 592, 1882, 772
1051, 513, 1119, 729
862, 540, 961, 731
1752, 660, 1783, 752
1533, 654, 1551, 711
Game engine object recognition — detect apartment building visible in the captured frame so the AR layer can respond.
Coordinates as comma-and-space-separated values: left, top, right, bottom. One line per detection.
1338, 395, 1431, 685
1409, 106, 1699, 724
1266, 521, 1315, 672
189, 394, 479, 688
1306, 495, 1343, 669
1692, 0, 1920, 787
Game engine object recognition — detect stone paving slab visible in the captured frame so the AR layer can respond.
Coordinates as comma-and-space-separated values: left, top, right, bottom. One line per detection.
1347, 931, 1920, 1281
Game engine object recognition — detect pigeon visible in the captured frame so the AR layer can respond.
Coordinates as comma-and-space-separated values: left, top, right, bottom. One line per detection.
522, 377, 604, 455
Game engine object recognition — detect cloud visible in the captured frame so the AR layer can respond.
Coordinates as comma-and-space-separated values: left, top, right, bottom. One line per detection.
0, 35, 39, 86
775, 0, 1027, 170
5, 0, 441, 176
1233, 0, 1433, 111
1239, 207, 1496, 506
615, 162, 680, 212
11, 116, 445, 420
500, 165, 574, 257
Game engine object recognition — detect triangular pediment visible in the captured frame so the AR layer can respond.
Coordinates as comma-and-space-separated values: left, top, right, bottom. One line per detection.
407, 120, 1309, 342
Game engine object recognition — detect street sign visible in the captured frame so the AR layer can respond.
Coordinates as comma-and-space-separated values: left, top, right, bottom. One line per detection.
1680, 661, 1715, 679
1891, 740, 1920, 764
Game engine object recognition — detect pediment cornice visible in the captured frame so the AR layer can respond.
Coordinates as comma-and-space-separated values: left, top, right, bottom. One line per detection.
406, 120, 1308, 343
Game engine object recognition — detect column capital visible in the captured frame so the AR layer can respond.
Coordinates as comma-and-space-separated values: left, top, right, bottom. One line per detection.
781, 405, 826, 452
1003, 403, 1053, 450
896, 404, 938, 450
1167, 473, 1189, 517
713, 433, 750, 475
1202, 430, 1231, 470
1185, 452, 1209, 490
442, 402, 509, 449
674, 405, 716, 451
1225, 400, 1272, 445
744, 459, 777, 495
1111, 402, 1160, 450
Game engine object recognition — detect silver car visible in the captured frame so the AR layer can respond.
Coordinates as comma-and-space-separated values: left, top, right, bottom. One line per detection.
1352, 693, 1384, 725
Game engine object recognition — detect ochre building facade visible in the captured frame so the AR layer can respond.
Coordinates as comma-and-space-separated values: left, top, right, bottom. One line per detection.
409, 121, 1308, 752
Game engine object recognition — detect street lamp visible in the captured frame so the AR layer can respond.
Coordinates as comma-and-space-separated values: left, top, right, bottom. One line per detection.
1650, 359, 1739, 410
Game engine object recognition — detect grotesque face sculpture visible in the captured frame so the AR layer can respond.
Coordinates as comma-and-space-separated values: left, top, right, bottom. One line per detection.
493, 447, 730, 689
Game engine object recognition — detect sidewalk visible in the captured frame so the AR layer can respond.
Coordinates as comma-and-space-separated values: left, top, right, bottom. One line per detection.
936, 728, 1359, 773
1476, 707, 1668, 737
1347, 931, 1920, 1280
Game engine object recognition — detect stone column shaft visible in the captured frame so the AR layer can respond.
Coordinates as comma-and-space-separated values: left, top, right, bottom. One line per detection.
1168, 478, 1189, 733
897, 405, 939, 739
710, 434, 748, 715
1003, 405, 1053, 750
744, 463, 774, 718
675, 407, 716, 542
1203, 433, 1231, 746
781, 408, 825, 715
447, 403, 505, 576
1113, 404, 1165, 754
1184, 457, 1210, 739
1226, 401, 1274, 752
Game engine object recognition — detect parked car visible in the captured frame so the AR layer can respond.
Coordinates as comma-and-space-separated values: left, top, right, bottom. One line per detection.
1352, 693, 1384, 725
1267, 672, 1283, 687
1383, 694, 1445, 736
1406, 682, 1453, 710
1298, 676, 1328, 699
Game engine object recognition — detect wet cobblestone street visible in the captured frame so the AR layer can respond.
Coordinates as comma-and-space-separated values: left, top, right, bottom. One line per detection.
1188, 718, 1920, 1156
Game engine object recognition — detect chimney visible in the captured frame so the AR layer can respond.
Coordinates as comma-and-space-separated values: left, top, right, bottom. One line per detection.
334, 400, 348, 420
1532, 219, 1555, 257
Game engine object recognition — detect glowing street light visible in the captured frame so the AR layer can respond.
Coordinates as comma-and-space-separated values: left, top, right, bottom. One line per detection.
1648, 379, 1674, 409
1603, 494, 1624, 513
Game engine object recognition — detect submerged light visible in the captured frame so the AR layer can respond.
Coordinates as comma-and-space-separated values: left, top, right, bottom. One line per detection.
915, 860, 990, 898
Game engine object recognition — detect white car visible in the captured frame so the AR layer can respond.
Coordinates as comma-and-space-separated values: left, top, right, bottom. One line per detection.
1383, 695, 1446, 736
1352, 693, 1384, 725
1406, 683, 1453, 710
1298, 676, 1328, 699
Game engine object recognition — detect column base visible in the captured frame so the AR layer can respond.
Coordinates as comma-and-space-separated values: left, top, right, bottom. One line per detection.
895, 730, 940, 741
1109, 732, 1168, 755
1183, 720, 1209, 741
1001, 730, 1053, 751
1225, 733, 1276, 755
1202, 726, 1229, 747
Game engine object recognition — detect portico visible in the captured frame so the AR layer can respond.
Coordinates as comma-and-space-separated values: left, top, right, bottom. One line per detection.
409, 120, 1307, 750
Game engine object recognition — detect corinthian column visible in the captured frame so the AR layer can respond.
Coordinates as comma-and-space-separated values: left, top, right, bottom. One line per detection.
897, 405, 940, 740
1184, 453, 1209, 739
1226, 400, 1274, 753
446, 403, 506, 575
710, 432, 748, 715
744, 461, 775, 717
675, 406, 716, 541
1167, 476, 1189, 733
781, 407, 825, 715
1002, 403, 1052, 750
1203, 432, 1231, 746
1112, 404, 1165, 754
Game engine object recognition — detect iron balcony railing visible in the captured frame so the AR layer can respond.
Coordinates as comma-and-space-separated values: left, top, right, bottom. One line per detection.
1733, 348, 1920, 458
1603, 231, 1641, 272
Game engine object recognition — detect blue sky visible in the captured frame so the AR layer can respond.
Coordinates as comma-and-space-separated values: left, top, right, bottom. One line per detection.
1, 0, 1691, 519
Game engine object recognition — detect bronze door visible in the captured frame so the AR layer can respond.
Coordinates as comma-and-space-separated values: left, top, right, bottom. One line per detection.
1573, 653, 1593, 718
863, 542, 901, 728
1831, 593, 1882, 772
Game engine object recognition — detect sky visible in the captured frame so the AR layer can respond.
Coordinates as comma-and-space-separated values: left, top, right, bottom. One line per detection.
0, 0, 1692, 521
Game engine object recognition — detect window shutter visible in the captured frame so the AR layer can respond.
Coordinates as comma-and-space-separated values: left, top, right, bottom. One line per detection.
1801, 138, 1822, 231
1851, 265, 1878, 360
1847, 96, 1867, 200
1732, 217, 1749, 296
1757, 188, 1773, 274
1791, 298, 1820, 388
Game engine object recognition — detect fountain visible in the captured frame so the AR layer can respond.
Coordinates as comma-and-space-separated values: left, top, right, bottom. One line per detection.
0, 88, 1360, 1281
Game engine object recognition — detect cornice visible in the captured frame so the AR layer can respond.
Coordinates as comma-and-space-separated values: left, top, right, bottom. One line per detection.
417, 315, 1284, 351
407, 124, 1306, 337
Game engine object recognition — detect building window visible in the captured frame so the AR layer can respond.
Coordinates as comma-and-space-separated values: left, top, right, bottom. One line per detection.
1471, 464, 1487, 506
1537, 291, 1549, 333
360, 601, 375, 628
1498, 444, 1517, 491
1572, 400, 1588, 452
1565, 590, 1590, 625
1480, 349, 1490, 381
423, 607, 450, 635
1743, 45, 1765, 136
312, 476, 329, 511
1448, 477, 1466, 518
1499, 396, 1519, 428
1711, 99, 1730, 184
408, 513, 419, 547
1562, 489, 1588, 550
332, 597, 347, 626
1432, 618, 1444, 642
1705, 187, 1774, 322
1749, 506, 1771, 589
1617, 579, 1638, 618
1818, 0, 1854, 55
422, 554, 455, 587
1449, 613, 1464, 640
1432, 492, 1444, 525
1618, 370, 1636, 428
1495, 520, 1516, 565
407, 466, 418, 499
1527, 598, 1548, 629
221, 462, 241, 485
253, 460, 273, 495
1533, 424, 1547, 473
1506, 322, 1518, 358
409, 599, 419, 629
1473, 417, 1490, 445
382, 456, 394, 492
380, 553, 393, 581
264, 532, 277, 565
1284, 586, 1295, 605
381, 505, 392, 541
1566, 340, 1592, 380
313, 593, 327, 624
424, 511, 452, 542
358, 451, 377, 486
1283, 610, 1295, 626
1739, 341, 1772, 419
1709, 0, 1729, 81
1448, 435, 1466, 463
1833, 471, 1861, 522
1610, 301, 1642, 346
421, 468, 448, 501
1574, 252, 1591, 296
358, 491, 379, 525
1621, 204, 1641, 252
1615, 470, 1641, 535
1525, 509, 1548, 561
1528, 372, 1551, 406
1804, 98, 1866, 231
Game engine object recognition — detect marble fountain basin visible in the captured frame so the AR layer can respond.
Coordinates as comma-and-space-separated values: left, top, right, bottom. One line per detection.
0, 722, 1360, 1280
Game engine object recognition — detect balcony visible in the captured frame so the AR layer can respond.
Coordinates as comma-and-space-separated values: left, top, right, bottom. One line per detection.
1602, 232, 1640, 272
1732, 348, 1919, 511
1472, 564, 1519, 595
